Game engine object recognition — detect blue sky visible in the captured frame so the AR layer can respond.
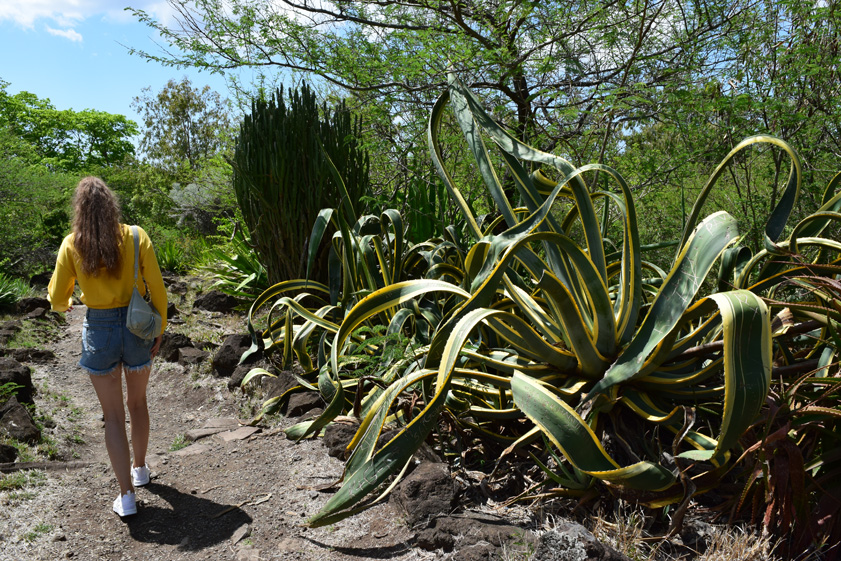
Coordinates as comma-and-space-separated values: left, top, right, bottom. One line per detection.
0, 1, 247, 135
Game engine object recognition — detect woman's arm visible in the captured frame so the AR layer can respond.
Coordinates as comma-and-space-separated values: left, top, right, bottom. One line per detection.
47, 236, 77, 312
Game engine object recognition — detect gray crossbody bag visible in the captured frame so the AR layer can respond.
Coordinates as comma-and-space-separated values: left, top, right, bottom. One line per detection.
125, 226, 162, 340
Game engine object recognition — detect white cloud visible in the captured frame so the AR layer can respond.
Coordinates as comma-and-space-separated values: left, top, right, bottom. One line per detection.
46, 26, 83, 41
0, 0, 173, 28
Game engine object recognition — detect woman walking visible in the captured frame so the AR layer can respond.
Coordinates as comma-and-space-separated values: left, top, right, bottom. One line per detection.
48, 176, 167, 517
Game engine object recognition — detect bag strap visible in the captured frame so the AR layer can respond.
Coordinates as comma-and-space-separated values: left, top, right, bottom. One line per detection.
131, 225, 140, 287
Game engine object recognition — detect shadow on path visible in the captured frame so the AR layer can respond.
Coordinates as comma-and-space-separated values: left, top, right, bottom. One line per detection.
125, 482, 252, 551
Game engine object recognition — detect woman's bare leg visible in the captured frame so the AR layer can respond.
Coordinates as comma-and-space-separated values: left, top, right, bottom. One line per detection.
125, 365, 151, 468
89, 367, 133, 495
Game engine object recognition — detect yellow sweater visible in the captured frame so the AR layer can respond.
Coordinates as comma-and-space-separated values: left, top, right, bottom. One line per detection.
47, 224, 168, 334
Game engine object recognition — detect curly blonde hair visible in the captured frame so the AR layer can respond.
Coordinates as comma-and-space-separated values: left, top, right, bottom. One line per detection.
72, 177, 123, 277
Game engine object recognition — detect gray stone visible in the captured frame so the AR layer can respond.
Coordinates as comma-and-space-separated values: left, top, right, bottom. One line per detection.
414, 514, 527, 554
234, 544, 261, 561
165, 279, 188, 295
0, 357, 34, 405
26, 307, 48, 320
186, 427, 230, 441
171, 444, 212, 457
0, 396, 41, 443
216, 426, 260, 442
231, 523, 251, 545
178, 347, 209, 366
532, 521, 631, 561
391, 461, 456, 526
679, 519, 715, 552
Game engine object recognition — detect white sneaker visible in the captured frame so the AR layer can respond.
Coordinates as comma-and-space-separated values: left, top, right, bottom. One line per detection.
113, 491, 137, 517
131, 465, 151, 486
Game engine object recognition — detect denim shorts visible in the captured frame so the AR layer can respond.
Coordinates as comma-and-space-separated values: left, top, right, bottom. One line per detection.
80, 307, 154, 376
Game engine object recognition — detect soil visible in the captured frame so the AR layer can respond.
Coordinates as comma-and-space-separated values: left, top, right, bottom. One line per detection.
0, 303, 438, 561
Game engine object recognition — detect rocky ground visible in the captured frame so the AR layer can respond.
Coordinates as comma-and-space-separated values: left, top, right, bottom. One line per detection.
0, 280, 780, 561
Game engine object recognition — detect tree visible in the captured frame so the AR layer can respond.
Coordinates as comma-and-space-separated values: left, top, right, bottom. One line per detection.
0, 125, 76, 275
0, 80, 137, 171
131, 77, 233, 179
128, 1, 745, 153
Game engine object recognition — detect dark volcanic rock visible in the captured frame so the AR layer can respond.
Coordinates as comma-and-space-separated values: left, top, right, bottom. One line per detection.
0, 396, 41, 443
159, 332, 195, 363
212, 334, 259, 377
16, 297, 50, 314
285, 392, 323, 417
0, 442, 17, 463
29, 273, 52, 287
193, 290, 240, 313
178, 347, 209, 366
228, 359, 270, 391
261, 369, 300, 400
164, 278, 188, 295
323, 422, 358, 459
391, 461, 456, 526
0, 357, 35, 405
8, 349, 55, 363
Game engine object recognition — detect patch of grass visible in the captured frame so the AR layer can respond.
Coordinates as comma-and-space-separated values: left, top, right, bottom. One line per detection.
22, 522, 53, 542
6, 319, 60, 349
64, 431, 85, 445
169, 434, 189, 451
36, 435, 60, 460
0, 469, 46, 492
67, 406, 83, 422
1, 438, 36, 463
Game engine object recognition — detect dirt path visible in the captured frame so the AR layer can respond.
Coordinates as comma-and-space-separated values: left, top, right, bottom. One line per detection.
1, 306, 426, 561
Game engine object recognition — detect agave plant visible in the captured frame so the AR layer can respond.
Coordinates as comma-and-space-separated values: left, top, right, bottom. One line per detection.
242, 76, 841, 533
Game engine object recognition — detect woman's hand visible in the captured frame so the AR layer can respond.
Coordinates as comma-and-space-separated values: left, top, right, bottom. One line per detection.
151, 334, 163, 358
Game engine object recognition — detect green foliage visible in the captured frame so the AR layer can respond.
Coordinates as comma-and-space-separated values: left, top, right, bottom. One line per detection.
240, 78, 841, 550
339, 325, 414, 381
131, 77, 233, 181
0, 79, 137, 171
231, 83, 370, 284
156, 238, 187, 274
198, 218, 269, 300
169, 434, 189, 451
0, 126, 76, 276
0, 272, 34, 310
0, 382, 23, 401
